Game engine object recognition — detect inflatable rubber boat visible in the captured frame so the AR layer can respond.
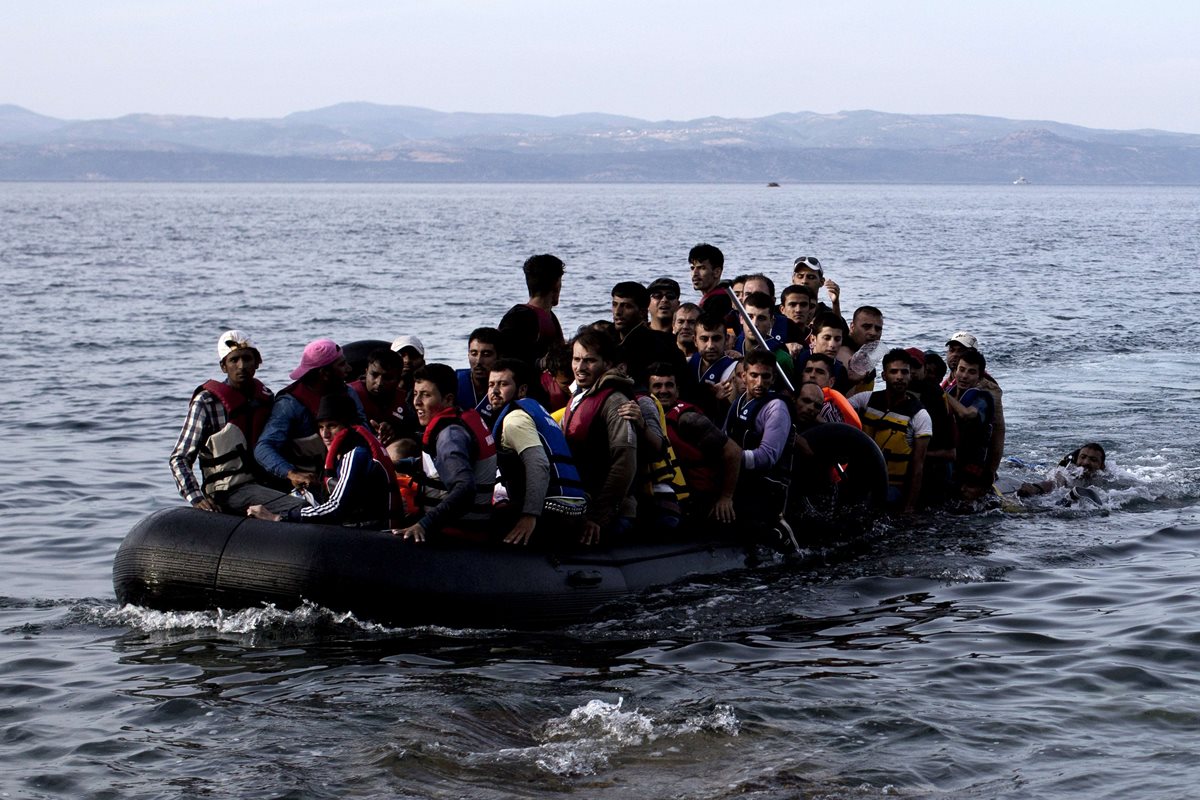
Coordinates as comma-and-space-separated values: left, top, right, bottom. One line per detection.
115, 396, 887, 628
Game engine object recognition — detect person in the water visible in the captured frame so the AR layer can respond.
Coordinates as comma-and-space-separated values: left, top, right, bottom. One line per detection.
1017, 443, 1107, 497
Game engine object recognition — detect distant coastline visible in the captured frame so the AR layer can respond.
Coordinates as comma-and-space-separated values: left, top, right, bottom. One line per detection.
3, 103, 1199, 184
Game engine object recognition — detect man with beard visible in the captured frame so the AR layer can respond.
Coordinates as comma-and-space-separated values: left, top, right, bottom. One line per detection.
254, 338, 368, 495
560, 330, 638, 545
455, 327, 502, 422
487, 358, 586, 545
848, 348, 932, 513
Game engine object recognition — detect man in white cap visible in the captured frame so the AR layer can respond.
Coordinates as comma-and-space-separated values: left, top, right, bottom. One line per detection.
169, 331, 302, 514
943, 331, 1006, 483
388, 334, 426, 442
254, 338, 367, 493
390, 334, 426, 385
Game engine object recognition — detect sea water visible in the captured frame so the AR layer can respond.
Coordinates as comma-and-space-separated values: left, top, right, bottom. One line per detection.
1, 182, 1199, 799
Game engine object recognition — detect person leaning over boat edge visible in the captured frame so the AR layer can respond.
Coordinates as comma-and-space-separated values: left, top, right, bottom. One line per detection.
487, 358, 587, 545
254, 338, 368, 495
168, 330, 304, 515
393, 363, 497, 543
248, 393, 402, 528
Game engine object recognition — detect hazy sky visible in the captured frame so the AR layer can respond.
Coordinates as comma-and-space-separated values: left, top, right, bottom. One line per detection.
5, 1, 1199, 132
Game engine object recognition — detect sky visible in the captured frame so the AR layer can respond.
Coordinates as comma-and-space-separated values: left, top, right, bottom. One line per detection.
4, 0, 1199, 133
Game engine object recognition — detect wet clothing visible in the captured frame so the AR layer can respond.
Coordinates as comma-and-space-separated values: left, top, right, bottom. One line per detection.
950, 387, 995, 489
849, 390, 932, 491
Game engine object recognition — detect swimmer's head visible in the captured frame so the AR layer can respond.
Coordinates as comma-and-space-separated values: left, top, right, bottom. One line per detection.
1074, 443, 1106, 475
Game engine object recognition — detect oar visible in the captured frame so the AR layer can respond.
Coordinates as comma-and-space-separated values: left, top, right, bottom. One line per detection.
725, 287, 796, 393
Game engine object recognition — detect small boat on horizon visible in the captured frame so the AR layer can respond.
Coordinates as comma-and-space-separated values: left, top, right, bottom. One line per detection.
1013, 176, 1029, 185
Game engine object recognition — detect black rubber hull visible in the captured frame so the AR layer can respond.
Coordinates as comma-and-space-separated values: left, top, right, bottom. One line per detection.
113, 507, 755, 628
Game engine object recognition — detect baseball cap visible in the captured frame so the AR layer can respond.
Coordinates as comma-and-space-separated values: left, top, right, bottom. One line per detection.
647, 277, 681, 299
289, 338, 343, 381
904, 347, 927, 367
390, 334, 425, 356
793, 256, 823, 278
946, 331, 980, 349
216, 330, 260, 363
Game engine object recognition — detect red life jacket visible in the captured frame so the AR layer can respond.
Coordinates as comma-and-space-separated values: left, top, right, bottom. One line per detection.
561, 387, 616, 452
349, 380, 400, 425
420, 406, 498, 540
664, 401, 718, 494
527, 303, 563, 347
278, 380, 323, 417
324, 424, 407, 527
540, 371, 570, 413
422, 407, 497, 459
201, 378, 272, 448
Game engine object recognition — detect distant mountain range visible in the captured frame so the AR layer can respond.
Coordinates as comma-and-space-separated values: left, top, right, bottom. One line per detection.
2, 103, 1199, 183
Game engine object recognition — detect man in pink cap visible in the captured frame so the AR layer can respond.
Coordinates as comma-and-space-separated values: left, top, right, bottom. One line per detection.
254, 338, 368, 493
169, 330, 302, 515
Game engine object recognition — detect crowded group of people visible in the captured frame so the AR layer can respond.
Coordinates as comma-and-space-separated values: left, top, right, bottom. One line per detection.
169, 246, 1107, 549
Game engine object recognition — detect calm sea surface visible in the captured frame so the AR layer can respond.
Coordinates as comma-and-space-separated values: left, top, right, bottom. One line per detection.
1, 182, 1199, 799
